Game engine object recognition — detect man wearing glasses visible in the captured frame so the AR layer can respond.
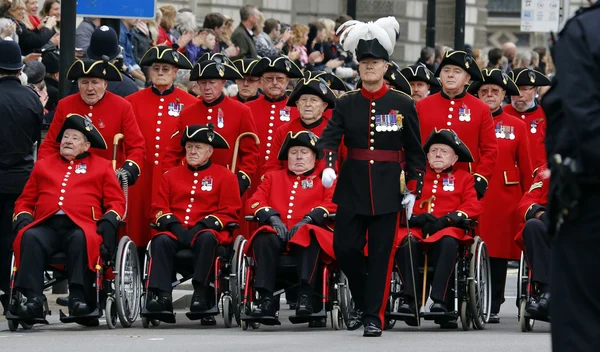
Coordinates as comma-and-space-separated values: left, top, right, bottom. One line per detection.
125, 46, 199, 250
231, 58, 261, 103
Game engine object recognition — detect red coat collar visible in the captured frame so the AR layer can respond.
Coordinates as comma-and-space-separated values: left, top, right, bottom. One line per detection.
361, 83, 388, 100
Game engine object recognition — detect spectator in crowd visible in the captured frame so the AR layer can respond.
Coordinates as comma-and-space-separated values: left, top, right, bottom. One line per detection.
132, 20, 152, 72
252, 10, 264, 39
284, 23, 308, 68
175, 9, 195, 41
120, 19, 146, 84
433, 44, 444, 71
255, 18, 290, 57
503, 42, 517, 69
157, 5, 177, 47
23, 59, 48, 110
514, 51, 532, 69
39, 0, 59, 31
416, 46, 435, 72
75, 17, 100, 55
222, 16, 234, 45
25, 0, 39, 29
530, 50, 539, 70
313, 18, 336, 62
1, 0, 58, 55
230, 4, 259, 60
472, 48, 486, 69
202, 12, 237, 57
187, 28, 216, 64
533, 46, 547, 74
0, 15, 17, 41
147, 8, 162, 46
41, 48, 58, 118
487, 47, 503, 69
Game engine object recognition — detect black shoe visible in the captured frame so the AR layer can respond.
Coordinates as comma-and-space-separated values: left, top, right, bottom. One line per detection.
201, 316, 217, 326
430, 302, 448, 313
288, 302, 297, 310
146, 296, 173, 313
437, 319, 458, 329
488, 313, 500, 323
251, 296, 277, 318
17, 296, 45, 321
526, 292, 550, 318
69, 298, 91, 317
77, 318, 100, 327
346, 308, 364, 331
56, 296, 69, 307
363, 322, 382, 337
296, 294, 313, 316
190, 295, 211, 313
398, 301, 417, 315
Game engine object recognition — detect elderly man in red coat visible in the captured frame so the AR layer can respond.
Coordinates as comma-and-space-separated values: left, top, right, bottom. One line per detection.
245, 131, 336, 320
125, 46, 198, 249
10, 114, 125, 323
145, 124, 241, 325
396, 129, 483, 329
468, 68, 533, 323
416, 50, 498, 200
231, 58, 261, 103
400, 63, 441, 103
38, 58, 145, 186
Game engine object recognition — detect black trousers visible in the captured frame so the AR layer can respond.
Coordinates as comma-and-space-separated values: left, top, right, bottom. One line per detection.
490, 257, 508, 314
396, 235, 459, 305
0, 194, 18, 295
148, 232, 218, 293
15, 215, 89, 299
522, 219, 551, 287
333, 209, 398, 328
551, 192, 600, 352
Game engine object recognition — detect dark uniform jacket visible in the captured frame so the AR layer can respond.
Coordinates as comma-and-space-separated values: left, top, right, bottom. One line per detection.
0, 76, 43, 194
318, 84, 426, 215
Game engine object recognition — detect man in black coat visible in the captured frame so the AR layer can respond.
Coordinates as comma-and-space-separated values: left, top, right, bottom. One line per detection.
0, 40, 43, 313
318, 17, 426, 337
542, 1, 600, 351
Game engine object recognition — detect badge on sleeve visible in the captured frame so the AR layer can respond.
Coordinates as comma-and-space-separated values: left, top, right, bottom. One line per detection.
75, 163, 87, 174
201, 176, 213, 191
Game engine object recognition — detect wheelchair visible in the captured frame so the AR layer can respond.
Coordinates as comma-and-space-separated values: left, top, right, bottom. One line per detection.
5, 235, 141, 331
516, 252, 550, 332
233, 215, 348, 330
386, 220, 492, 331
140, 223, 239, 328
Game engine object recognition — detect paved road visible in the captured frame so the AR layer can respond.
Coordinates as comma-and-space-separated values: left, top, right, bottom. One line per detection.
0, 271, 550, 352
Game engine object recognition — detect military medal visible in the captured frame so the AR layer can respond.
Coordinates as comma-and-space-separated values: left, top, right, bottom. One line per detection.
201, 176, 213, 191
98, 119, 105, 129
459, 106, 471, 122
509, 126, 515, 140
385, 115, 393, 132
279, 107, 291, 122
530, 121, 537, 134
442, 176, 455, 192
217, 108, 224, 128
75, 163, 87, 174
495, 123, 501, 138
302, 176, 315, 189
375, 115, 383, 132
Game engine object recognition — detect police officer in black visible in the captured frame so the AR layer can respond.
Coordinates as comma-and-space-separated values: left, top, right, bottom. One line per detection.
318, 17, 426, 337
542, 1, 600, 351
0, 39, 43, 313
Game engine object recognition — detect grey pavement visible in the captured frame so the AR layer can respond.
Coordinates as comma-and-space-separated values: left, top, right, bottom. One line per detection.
0, 270, 551, 352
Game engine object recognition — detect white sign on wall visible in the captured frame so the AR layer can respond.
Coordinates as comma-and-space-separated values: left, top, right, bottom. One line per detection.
521, 0, 561, 33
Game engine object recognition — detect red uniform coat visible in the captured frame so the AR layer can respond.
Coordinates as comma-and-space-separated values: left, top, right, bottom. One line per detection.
416, 92, 498, 187
503, 104, 547, 174
125, 86, 199, 247
39, 92, 146, 175
396, 168, 484, 247
245, 169, 337, 262
478, 109, 533, 260
12, 153, 126, 270
161, 95, 259, 183
152, 162, 241, 246
515, 168, 549, 250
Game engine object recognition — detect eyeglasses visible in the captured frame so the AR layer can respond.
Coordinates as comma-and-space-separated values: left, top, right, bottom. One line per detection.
262, 76, 287, 83
238, 77, 260, 83
151, 66, 173, 73
479, 87, 502, 96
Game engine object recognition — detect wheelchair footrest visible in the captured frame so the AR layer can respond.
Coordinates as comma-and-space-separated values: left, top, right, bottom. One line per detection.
58, 308, 101, 324
186, 306, 220, 321
240, 313, 281, 326
386, 311, 417, 321
141, 308, 176, 324
422, 311, 458, 321
523, 310, 551, 322
289, 310, 327, 324
56, 296, 69, 307
5, 311, 49, 325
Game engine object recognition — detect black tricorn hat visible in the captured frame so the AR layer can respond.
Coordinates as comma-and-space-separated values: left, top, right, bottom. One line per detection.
400, 64, 440, 87
507, 68, 551, 87
309, 71, 348, 92
56, 113, 108, 149
287, 71, 337, 109
435, 50, 483, 82
250, 56, 304, 78
140, 46, 193, 70
423, 128, 473, 163
355, 39, 389, 61
197, 52, 233, 65
180, 124, 229, 149
277, 131, 322, 160
67, 58, 123, 81
87, 25, 120, 61
233, 58, 259, 77
189, 59, 243, 81
467, 68, 520, 96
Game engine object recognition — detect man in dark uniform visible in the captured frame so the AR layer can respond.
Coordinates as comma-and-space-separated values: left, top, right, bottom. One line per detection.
400, 63, 440, 103
542, 1, 600, 351
0, 39, 43, 314
318, 17, 426, 337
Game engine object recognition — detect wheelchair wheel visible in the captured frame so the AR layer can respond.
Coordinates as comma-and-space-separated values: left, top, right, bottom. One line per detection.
517, 253, 526, 309
469, 237, 491, 330
331, 306, 342, 330
115, 236, 141, 328
241, 320, 249, 330
230, 235, 245, 327
460, 301, 471, 331
7, 319, 19, 332
223, 295, 233, 328
106, 296, 118, 329
519, 299, 534, 332
338, 271, 354, 327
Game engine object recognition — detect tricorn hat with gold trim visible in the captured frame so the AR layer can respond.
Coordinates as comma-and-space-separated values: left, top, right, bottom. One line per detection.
277, 130, 322, 160
139, 45, 193, 70
507, 68, 551, 87
67, 58, 123, 81
286, 71, 337, 109
423, 129, 473, 162
180, 123, 229, 149
233, 58, 259, 77
250, 56, 304, 78
197, 52, 233, 66
189, 59, 243, 81
309, 71, 348, 92
56, 113, 108, 149
401, 63, 440, 87
435, 50, 483, 82
467, 68, 520, 96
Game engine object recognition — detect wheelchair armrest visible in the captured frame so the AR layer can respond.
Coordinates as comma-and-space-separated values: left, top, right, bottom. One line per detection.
244, 215, 258, 222
328, 213, 336, 220
149, 222, 159, 230
460, 219, 478, 230
225, 223, 239, 232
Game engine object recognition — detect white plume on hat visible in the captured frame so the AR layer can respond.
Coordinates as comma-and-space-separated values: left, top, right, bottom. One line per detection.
336, 16, 399, 57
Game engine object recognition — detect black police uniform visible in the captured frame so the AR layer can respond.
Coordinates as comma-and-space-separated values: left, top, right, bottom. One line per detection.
542, 2, 600, 351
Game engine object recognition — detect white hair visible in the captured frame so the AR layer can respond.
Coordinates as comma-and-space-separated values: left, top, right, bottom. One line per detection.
176, 11, 196, 32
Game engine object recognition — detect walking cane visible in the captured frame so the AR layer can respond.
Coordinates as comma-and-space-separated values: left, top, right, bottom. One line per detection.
112, 133, 128, 219
401, 171, 421, 328
230, 132, 260, 173
112, 133, 124, 171
419, 195, 436, 310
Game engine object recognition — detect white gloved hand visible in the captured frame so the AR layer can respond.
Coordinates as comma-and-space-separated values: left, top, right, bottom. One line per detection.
401, 193, 416, 219
321, 168, 337, 188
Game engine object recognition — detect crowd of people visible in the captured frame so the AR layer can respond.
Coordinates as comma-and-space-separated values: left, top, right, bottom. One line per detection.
0, 0, 582, 344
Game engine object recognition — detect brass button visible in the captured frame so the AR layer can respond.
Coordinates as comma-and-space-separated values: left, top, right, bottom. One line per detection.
370, 147, 374, 151
370, 123, 375, 128
370, 139, 374, 143
370, 160, 374, 164
371, 116, 375, 121
371, 109, 376, 113
370, 131, 375, 135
